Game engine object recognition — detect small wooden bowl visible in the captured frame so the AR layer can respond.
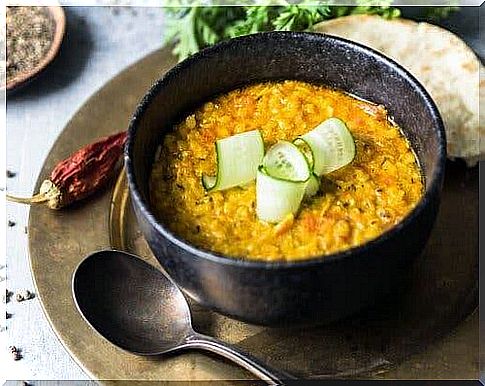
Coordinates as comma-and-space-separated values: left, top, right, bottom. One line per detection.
5, 5, 66, 93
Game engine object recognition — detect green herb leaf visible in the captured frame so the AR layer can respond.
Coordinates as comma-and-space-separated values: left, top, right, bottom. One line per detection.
164, 2, 458, 62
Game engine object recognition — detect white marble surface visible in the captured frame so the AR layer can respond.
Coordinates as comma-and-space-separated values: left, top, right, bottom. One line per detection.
4, 6, 167, 382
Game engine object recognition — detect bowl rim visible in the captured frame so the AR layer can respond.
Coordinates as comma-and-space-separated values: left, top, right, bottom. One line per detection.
5, 5, 66, 91
125, 31, 446, 269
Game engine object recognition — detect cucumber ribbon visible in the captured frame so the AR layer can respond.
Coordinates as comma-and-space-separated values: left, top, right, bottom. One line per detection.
202, 118, 355, 223
202, 130, 264, 191
256, 141, 311, 223
257, 118, 355, 223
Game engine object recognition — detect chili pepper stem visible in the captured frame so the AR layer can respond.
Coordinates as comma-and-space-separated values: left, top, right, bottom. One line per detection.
6, 180, 63, 209
6, 193, 49, 204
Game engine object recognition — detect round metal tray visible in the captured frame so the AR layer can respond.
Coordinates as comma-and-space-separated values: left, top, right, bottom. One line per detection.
28, 47, 478, 381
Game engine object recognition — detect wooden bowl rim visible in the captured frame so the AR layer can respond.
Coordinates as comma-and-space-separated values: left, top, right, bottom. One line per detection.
5, 5, 66, 91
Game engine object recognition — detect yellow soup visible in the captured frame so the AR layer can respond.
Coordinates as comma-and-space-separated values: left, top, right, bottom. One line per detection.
150, 80, 423, 261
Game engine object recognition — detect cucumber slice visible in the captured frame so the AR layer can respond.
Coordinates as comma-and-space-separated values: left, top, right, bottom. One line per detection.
298, 118, 355, 175
256, 167, 307, 223
304, 173, 320, 198
262, 141, 310, 182
293, 138, 314, 170
202, 130, 264, 191
256, 142, 311, 223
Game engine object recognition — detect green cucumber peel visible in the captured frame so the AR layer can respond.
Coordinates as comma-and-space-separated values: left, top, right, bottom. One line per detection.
262, 140, 311, 182
256, 166, 307, 223
202, 129, 264, 191
298, 117, 356, 176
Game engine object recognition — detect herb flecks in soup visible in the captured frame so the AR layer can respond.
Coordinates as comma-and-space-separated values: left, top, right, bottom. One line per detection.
150, 81, 423, 261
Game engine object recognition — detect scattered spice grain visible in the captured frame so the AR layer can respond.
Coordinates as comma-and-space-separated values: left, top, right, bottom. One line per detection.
15, 289, 34, 302
6, 6, 55, 82
8, 220, 16, 227
6, 170, 16, 178
9, 345, 22, 361
6, 311, 12, 319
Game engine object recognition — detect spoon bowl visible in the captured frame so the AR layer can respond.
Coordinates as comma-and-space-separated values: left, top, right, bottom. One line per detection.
73, 250, 192, 355
72, 250, 293, 384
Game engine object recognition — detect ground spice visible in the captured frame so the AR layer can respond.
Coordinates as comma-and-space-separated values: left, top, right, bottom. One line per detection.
6, 6, 55, 82
6, 170, 16, 178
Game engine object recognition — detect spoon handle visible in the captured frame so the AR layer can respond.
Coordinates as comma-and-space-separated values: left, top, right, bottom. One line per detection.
186, 333, 296, 385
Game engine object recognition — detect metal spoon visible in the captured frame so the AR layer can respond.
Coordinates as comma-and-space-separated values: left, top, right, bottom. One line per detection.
72, 250, 294, 384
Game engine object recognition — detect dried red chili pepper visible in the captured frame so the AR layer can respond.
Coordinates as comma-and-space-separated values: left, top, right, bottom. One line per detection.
7, 131, 127, 209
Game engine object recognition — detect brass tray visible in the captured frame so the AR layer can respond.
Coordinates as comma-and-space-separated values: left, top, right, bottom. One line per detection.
28, 47, 478, 381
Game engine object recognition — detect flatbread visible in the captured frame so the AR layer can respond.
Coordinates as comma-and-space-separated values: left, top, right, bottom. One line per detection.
315, 15, 483, 167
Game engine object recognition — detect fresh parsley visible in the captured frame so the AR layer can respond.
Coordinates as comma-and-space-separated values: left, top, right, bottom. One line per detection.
164, 1, 458, 61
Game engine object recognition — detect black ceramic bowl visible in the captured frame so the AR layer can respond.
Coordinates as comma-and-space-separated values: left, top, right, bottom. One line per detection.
125, 32, 446, 326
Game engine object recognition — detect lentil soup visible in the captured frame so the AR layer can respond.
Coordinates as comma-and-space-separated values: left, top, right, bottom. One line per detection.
150, 80, 423, 261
